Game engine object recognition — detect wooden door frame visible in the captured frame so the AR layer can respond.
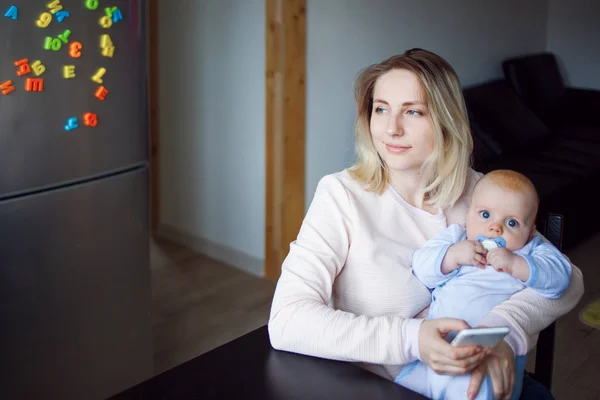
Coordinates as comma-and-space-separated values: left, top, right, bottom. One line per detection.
264, 0, 307, 281
146, 1, 307, 277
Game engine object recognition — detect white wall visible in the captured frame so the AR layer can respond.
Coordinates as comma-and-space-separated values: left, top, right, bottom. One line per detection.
547, 0, 600, 90
158, 0, 265, 276
305, 0, 549, 208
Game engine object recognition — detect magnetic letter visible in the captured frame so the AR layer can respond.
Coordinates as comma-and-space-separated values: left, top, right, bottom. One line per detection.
47, 0, 62, 14
25, 78, 44, 92
85, 0, 98, 10
104, 6, 123, 23
100, 34, 114, 57
95, 86, 109, 100
65, 117, 78, 131
63, 65, 75, 79
4, 5, 18, 20
57, 29, 71, 43
111, 9, 122, 23
15, 59, 31, 76
69, 42, 82, 58
55, 10, 69, 22
83, 112, 98, 127
0, 80, 15, 95
36, 12, 52, 27
45, 37, 61, 51
102, 45, 114, 58
92, 67, 106, 84
51, 38, 61, 50
99, 16, 112, 28
104, 6, 116, 17
31, 60, 46, 76
100, 34, 113, 48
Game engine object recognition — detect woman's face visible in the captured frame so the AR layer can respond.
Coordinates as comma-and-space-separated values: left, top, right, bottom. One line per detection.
369, 69, 435, 174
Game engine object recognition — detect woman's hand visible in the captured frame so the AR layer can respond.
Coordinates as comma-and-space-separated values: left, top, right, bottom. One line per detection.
467, 339, 515, 400
418, 319, 489, 375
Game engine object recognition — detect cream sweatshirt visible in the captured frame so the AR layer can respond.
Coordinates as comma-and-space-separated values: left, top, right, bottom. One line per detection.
268, 169, 584, 379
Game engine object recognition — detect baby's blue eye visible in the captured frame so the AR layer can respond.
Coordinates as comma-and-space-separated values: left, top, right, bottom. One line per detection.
480, 211, 490, 219
507, 219, 519, 228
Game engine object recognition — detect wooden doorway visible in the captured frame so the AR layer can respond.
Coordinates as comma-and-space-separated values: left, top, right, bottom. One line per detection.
146, 1, 307, 278
264, 0, 307, 281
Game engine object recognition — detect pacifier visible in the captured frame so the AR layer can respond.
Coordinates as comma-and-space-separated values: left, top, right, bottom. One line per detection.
476, 236, 506, 251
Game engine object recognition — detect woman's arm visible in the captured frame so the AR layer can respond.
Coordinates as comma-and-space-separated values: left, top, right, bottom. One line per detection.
468, 264, 582, 399
478, 262, 584, 356
268, 175, 422, 365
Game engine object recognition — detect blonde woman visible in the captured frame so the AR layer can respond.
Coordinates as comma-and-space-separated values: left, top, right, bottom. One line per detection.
268, 49, 583, 400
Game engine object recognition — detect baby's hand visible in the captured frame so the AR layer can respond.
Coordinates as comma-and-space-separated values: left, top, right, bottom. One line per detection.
486, 248, 517, 274
442, 240, 487, 273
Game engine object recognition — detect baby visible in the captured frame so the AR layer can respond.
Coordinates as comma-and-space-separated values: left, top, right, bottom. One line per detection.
394, 169, 572, 400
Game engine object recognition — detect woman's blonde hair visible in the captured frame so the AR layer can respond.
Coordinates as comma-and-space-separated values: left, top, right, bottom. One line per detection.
348, 48, 473, 210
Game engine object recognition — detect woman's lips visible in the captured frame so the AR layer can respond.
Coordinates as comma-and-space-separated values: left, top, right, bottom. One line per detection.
386, 144, 411, 153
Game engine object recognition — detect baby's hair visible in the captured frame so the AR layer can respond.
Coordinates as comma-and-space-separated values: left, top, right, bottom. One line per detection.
473, 170, 540, 226
473, 170, 540, 228
480, 170, 539, 205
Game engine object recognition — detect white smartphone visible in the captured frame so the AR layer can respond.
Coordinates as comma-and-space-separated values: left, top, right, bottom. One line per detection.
449, 327, 510, 348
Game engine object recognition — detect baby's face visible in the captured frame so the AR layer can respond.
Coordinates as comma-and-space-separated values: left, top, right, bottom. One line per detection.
466, 179, 536, 252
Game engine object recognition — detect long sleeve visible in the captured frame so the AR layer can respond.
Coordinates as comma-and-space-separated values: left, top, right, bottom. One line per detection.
479, 261, 584, 356
268, 175, 423, 366
520, 238, 572, 299
412, 224, 467, 289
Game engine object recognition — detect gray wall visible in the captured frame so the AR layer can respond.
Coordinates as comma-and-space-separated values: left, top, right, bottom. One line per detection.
158, 0, 265, 276
305, 0, 549, 209
547, 0, 600, 90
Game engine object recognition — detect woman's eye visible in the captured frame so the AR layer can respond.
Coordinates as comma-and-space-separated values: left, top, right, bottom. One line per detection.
374, 106, 387, 114
507, 219, 519, 228
480, 211, 490, 219
407, 109, 422, 116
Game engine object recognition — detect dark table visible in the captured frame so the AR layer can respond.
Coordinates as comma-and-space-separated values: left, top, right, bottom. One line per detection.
109, 325, 425, 399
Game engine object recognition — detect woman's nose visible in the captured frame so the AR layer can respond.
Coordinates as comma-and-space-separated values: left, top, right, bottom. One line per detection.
386, 114, 403, 136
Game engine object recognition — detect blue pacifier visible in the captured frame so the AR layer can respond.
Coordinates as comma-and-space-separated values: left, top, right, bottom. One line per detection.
476, 236, 506, 251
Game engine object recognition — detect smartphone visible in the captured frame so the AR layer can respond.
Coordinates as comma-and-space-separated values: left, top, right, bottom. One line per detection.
449, 327, 510, 348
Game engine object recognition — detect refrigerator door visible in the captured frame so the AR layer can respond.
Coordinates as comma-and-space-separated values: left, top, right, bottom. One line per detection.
0, 166, 152, 400
0, 0, 147, 198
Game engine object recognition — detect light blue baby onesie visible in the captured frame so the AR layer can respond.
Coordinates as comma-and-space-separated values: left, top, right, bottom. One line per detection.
394, 224, 572, 400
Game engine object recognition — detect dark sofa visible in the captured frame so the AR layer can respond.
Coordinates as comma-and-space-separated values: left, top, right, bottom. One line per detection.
463, 52, 600, 250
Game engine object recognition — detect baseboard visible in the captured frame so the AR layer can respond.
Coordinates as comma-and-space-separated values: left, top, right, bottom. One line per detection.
156, 223, 264, 278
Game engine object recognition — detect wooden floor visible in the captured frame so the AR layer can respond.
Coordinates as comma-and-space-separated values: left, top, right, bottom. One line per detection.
150, 236, 275, 375
545, 235, 600, 399
150, 234, 600, 398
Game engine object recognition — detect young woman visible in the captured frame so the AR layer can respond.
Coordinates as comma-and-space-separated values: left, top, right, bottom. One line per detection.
268, 48, 583, 400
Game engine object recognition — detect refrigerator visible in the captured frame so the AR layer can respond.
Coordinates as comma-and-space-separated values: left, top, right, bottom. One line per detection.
0, 1, 153, 399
